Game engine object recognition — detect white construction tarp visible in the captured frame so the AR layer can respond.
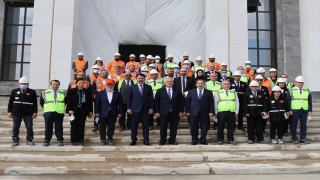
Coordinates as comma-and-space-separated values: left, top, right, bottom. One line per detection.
77, 0, 205, 65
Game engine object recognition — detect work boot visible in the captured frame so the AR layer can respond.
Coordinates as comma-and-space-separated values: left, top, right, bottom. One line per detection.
26, 139, 35, 146
12, 138, 19, 146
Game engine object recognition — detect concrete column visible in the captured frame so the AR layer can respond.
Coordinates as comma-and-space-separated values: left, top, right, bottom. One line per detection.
206, 0, 248, 71
299, 0, 320, 91
0, 1, 5, 78
29, 0, 78, 89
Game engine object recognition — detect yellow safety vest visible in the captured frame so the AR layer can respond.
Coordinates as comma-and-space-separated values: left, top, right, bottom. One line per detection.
165, 61, 176, 72
117, 80, 137, 92
240, 74, 249, 83
205, 81, 221, 95
42, 89, 65, 114
217, 90, 236, 112
147, 79, 163, 98
289, 87, 310, 110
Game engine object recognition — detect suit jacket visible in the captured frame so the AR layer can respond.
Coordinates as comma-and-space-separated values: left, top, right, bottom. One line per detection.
204, 71, 222, 81
173, 76, 195, 92
115, 79, 135, 104
243, 91, 267, 117
127, 83, 154, 113
185, 88, 214, 116
66, 88, 93, 115
155, 87, 184, 115
230, 80, 248, 101
94, 90, 123, 118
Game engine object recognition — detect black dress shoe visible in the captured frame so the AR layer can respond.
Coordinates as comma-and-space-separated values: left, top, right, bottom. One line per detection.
129, 141, 136, 146
191, 142, 197, 145
201, 142, 208, 145
144, 141, 151, 146
72, 142, 77, 146
159, 142, 165, 145
169, 142, 178, 145
78, 142, 84, 146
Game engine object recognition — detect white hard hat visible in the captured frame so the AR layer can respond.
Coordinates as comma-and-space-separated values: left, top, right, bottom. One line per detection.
295, 76, 304, 82
149, 69, 158, 74
255, 75, 264, 80
183, 60, 190, 64
183, 53, 189, 56
146, 55, 153, 59
155, 55, 160, 59
256, 67, 265, 73
277, 78, 287, 83
140, 54, 145, 58
92, 64, 100, 69
129, 54, 136, 58
167, 54, 173, 58
148, 64, 156, 68
245, 60, 251, 64
233, 71, 242, 76
96, 57, 102, 60
140, 66, 149, 71
209, 55, 215, 58
19, 76, 29, 83
173, 64, 180, 68
114, 53, 121, 56
272, 86, 282, 91
249, 81, 259, 87
269, 68, 277, 72
78, 52, 84, 56
196, 56, 202, 61
221, 62, 227, 66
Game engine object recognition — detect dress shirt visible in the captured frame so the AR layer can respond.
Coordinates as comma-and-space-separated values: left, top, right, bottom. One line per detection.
106, 90, 113, 103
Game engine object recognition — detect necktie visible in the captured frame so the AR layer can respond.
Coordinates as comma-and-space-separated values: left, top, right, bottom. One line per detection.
300, 89, 302, 94
154, 80, 156, 86
126, 80, 129, 86
140, 85, 143, 96
168, 89, 172, 112
54, 90, 57, 101
213, 82, 215, 86
254, 92, 257, 97
22, 89, 25, 96
226, 90, 228, 96
259, 86, 261, 91
236, 82, 239, 90
199, 90, 203, 100
182, 76, 186, 92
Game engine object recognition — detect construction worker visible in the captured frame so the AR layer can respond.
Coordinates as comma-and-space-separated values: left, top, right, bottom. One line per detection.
179, 53, 194, 68
164, 54, 176, 74
243, 60, 256, 81
219, 62, 232, 78
193, 56, 205, 78
277, 77, 291, 136
138, 54, 146, 72
147, 64, 161, 79
147, 69, 164, 130
145, 55, 153, 67
68, 71, 90, 90
107, 53, 125, 75
205, 54, 221, 71
140, 66, 149, 80
96, 70, 111, 91
268, 68, 279, 86
8, 76, 38, 146
287, 76, 312, 144
173, 64, 180, 78
205, 64, 221, 81
110, 66, 125, 83
237, 66, 249, 84
183, 60, 194, 77
205, 73, 222, 130
154, 55, 164, 77
128, 64, 138, 81
256, 67, 273, 93
214, 80, 239, 145
92, 57, 105, 72
280, 74, 295, 89
72, 52, 88, 80
125, 54, 140, 72
40, 79, 66, 147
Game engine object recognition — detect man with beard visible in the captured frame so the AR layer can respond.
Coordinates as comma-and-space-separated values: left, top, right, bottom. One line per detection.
72, 52, 88, 80
205, 54, 221, 71
107, 53, 125, 75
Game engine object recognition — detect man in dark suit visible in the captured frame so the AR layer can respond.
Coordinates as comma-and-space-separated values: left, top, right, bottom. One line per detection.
115, 71, 135, 131
155, 77, 184, 145
204, 64, 221, 81
218, 69, 233, 82
40, 80, 66, 147
95, 79, 123, 146
230, 71, 248, 131
186, 79, 215, 145
127, 73, 154, 146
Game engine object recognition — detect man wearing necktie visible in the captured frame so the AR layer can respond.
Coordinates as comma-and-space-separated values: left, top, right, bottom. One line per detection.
287, 76, 312, 144
186, 79, 214, 145
155, 77, 184, 145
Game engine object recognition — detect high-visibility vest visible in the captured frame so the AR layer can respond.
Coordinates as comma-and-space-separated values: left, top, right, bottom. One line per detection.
92, 64, 105, 71
217, 90, 236, 112
107, 60, 125, 75
205, 62, 221, 71
96, 78, 111, 91
244, 68, 255, 81
89, 74, 102, 85
42, 89, 65, 114
70, 80, 89, 89
262, 79, 273, 94
126, 61, 139, 71
147, 79, 163, 98
240, 74, 249, 83
287, 82, 294, 89
111, 74, 124, 83
205, 81, 221, 95
155, 63, 163, 77
219, 69, 232, 77
186, 69, 193, 77
193, 65, 205, 77
289, 87, 310, 110
267, 77, 279, 87
165, 61, 176, 72
73, 60, 88, 74
117, 80, 137, 92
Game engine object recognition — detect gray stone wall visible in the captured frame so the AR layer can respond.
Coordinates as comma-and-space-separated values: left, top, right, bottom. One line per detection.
276, 0, 301, 83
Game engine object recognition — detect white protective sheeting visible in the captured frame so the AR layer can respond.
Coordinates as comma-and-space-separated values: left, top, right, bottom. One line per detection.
76, 0, 205, 65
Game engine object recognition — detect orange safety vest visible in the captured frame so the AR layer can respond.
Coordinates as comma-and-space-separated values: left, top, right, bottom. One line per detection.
111, 74, 125, 83
205, 62, 221, 71
262, 79, 273, 95
70, 80, 89, 89
73, 60, 88, 74
244, 68, 255, 81
180, 60, 193, 69
126, 61, 139, 70
89, 74, 102, 85
92, 64, 105, 71
186, 69, 193, 77
155, 63, 163, 77
107, 60, 125, 75
95, 78, 110, 92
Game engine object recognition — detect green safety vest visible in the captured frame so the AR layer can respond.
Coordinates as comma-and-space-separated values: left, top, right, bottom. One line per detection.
287, 82, 294, 89
193, 65, 205, 77
267, 77, 279, 87
42, 89, 65, 114
289, 87, 310, 110
205, 81, 221, 95
240, 74, 249, 83
217, 90, 236, 112
117, 80, 137, 92
219, 70, 232, 77
147, 79, 163, 98
165, 61, 176, 72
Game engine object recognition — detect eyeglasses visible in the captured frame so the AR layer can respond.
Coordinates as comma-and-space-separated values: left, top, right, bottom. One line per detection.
281, 77, 287, 78
126, 75, 132, 76
238, 69, 243, 70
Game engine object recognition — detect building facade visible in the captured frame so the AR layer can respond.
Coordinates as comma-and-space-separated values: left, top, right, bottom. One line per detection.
0, 0, 319, 97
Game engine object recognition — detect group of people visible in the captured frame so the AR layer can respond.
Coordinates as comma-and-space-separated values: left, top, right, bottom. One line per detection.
7, 52, 312, 147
